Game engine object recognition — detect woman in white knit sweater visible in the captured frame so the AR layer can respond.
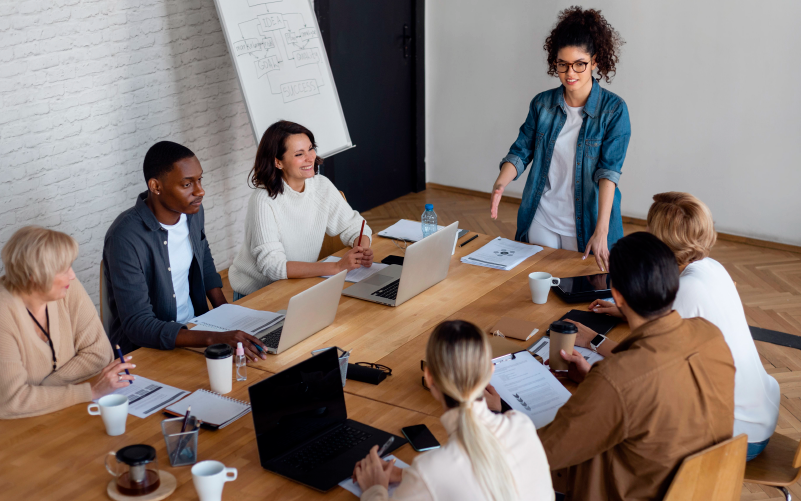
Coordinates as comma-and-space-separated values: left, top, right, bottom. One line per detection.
229, 121, 373, 297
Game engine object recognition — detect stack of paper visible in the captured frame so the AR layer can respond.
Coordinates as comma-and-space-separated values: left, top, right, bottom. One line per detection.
377, 219, 446, 242
189, 304, 284, 335
338, 455, 409, 497
461, 237, 543, 271
320, 257, 389, 282
102, 376, 189, 418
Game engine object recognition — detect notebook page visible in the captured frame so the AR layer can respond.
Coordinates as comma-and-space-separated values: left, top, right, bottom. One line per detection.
167, 390, 250, 427
319, 257, 389, 282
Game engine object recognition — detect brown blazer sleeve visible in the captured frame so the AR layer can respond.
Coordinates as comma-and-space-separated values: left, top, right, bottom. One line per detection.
538, 369, 628, 470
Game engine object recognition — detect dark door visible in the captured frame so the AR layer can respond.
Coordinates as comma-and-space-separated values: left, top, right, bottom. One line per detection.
315, 0, 424, 212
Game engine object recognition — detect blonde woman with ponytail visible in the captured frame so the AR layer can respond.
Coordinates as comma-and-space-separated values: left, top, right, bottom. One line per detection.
352, 320, 554, 501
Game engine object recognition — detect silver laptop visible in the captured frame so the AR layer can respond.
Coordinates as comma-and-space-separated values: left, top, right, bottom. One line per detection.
342, 221, 459, 307
257, 270, 347, 354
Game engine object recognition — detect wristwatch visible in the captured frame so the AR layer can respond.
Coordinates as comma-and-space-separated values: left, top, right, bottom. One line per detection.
590, 334, 606, 353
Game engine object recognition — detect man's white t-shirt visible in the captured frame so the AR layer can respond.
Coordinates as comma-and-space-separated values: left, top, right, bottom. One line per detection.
532, 104, 584, 237
160, 213, 195, 324
673, 258, 780, 443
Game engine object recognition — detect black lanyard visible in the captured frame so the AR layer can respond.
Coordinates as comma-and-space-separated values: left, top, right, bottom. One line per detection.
27, 308, 57, 372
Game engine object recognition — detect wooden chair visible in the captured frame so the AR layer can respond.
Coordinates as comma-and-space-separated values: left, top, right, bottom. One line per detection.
743, 432, 801, 501
663, 434, 748, 501
317, 191, 350, 260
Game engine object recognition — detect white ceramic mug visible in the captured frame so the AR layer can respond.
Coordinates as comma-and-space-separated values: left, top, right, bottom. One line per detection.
528, 272, 561, 304
87, 394, 129, 436
192, 460, 237, 501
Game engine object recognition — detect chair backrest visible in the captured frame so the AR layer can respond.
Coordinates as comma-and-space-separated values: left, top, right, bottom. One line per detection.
99, 260, 112, 335
318, 191, 350, 261
663, 434, 748, 501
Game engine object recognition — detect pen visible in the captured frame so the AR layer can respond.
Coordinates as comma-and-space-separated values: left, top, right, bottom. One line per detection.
172, 406, 193, 464
115, 344, 132, 385
376, 436, 394, 457
459, 234, 478, 248
356, 219, 366, 251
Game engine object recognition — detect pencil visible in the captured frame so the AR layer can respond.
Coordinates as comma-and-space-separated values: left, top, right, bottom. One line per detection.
115, 344, 132, 385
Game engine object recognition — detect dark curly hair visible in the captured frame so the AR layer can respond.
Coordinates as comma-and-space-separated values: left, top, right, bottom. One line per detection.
544, 6, 624, 83
249, 120, 323, 198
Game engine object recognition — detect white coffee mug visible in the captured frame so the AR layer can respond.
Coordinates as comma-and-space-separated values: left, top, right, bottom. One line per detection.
192, 460, 237, 501
529, 272, 561, 304
87, 394, 129, 436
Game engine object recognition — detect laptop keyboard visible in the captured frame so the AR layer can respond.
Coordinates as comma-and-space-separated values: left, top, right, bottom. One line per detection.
259, 325, 283, 349
370, 279, 400, 300
282, 425, 371, 472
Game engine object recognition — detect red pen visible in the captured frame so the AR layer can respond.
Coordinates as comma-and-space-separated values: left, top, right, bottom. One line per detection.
356, 219, 365, 251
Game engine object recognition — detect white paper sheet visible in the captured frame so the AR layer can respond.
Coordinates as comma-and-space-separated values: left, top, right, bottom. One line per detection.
527, 337, 605, 366
101, 376, 190, 418
338, 455, 410, 497
377, 219, 446, 242
189, 304, 284, 335
460, 237, 543, 271
490, 351, 572, 429
320, 257, 389, 282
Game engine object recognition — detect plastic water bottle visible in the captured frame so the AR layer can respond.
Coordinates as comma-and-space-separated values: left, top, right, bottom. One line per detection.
421, 204, 438, 238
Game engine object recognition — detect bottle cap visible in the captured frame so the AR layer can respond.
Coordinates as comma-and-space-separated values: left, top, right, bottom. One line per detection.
236, 342, 244, 356
425, 204, 433, 210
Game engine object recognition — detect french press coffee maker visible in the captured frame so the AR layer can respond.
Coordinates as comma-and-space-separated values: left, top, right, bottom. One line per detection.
105, 444, 161, 496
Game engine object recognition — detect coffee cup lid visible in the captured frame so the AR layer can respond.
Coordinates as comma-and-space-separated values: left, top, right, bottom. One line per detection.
549, 320, 578, 334
205, 343, 233, 359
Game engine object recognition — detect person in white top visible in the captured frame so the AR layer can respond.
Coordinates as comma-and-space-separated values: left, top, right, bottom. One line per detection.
229, 121, 373, 298
574, 192, 780, 461
352, 320, 554, 501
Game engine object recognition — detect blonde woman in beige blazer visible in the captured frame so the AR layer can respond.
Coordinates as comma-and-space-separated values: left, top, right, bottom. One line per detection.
0, 226, 135, 419
352, 320, 555, 501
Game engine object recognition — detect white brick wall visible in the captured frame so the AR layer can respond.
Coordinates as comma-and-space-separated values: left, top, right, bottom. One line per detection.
0, 0, 259, 309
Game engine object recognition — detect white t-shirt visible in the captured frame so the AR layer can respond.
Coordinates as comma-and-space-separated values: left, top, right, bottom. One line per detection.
160, 213, 195, 324
673, 258, 780, 443
532, 103, 583, 237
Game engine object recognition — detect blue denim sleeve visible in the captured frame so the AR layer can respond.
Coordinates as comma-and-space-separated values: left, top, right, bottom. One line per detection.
593, 100, 631, 185
501, 98, 538, 181
105, 235, 184, 350
197, 208, 222, 292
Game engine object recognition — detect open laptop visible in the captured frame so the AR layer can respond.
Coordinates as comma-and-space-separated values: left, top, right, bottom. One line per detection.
257, 270, 347, 355
250, 348, 406, 491
343, 221, 459, 306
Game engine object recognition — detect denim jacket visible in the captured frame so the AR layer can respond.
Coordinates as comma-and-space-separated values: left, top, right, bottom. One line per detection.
103, 192, 223, 354
501, 79, 631, 251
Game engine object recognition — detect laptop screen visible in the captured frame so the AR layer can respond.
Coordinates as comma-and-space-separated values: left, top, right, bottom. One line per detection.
249, 348, 347, 462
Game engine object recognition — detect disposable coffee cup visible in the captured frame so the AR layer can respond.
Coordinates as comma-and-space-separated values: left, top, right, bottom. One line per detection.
205, 344, 233, 395
87, 394, 129, 436
192, 460, 237, 501
529, 272, 561, 304
548, 321, 578, 372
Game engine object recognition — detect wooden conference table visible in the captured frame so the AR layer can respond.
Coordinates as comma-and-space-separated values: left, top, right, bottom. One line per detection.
1, 232, 631, 500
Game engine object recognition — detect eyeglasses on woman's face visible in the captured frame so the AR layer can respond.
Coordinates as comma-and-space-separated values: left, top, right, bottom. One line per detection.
555, 60, 589, 73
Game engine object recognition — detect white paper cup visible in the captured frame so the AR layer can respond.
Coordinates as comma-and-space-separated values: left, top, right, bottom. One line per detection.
528, 272, 561, 304
205, 344, 233, 395
87, 394, 128, 436
192, 460, 237, 501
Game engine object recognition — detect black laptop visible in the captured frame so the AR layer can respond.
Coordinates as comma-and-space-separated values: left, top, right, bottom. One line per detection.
249, 348, 406, 491
552, 273, 612, 303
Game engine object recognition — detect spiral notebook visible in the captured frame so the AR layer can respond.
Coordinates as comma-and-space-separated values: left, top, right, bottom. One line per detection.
166, 389, 251, 430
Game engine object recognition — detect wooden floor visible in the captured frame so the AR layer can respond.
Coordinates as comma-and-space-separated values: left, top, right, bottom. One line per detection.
224, 186, 801, 500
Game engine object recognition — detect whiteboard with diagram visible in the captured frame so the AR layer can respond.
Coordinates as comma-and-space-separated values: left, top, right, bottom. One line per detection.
213, 0, 352, 156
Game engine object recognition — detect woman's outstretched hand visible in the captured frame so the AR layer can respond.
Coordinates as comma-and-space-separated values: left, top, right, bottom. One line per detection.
490, 184, 504, 220
583, 231, 610, 272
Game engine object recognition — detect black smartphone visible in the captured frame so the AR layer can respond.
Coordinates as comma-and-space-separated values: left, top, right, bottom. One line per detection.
401, 424, 440, 452
381, 255, 404, 266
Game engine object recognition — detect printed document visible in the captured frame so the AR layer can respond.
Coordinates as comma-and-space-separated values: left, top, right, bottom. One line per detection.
189, 304, 284, 335
102, 376, 189, 419
461, 237, 542, 271
527, 337, 605, 366
491, 351, 572, 429
320, 257, 389, 282
339, 455, 409, 497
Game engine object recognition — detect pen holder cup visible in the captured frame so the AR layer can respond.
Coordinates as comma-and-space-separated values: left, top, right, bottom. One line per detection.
311, 347, 349, 387
162, 416, 199, 467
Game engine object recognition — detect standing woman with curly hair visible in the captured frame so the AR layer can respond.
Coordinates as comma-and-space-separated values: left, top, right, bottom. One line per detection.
490, 7, 629, 271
